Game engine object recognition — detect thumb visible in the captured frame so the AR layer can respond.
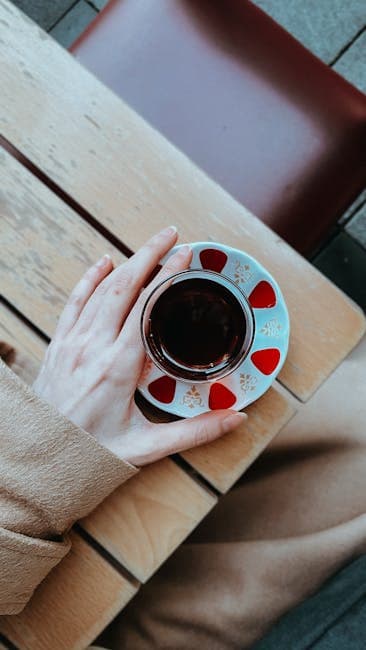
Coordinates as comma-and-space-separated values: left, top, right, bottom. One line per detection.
150, 409, 247, 460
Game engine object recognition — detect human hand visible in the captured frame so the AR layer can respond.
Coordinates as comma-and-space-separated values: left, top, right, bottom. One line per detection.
33, 227, 246, 467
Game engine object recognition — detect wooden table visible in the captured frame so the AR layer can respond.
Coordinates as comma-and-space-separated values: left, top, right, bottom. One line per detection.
0, 1, 364, 648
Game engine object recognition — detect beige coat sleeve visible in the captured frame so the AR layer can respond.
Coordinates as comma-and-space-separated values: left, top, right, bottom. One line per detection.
0, 359, 138, 614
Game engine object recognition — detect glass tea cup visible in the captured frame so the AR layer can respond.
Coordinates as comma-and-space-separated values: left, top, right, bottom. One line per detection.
141, 269, 255, 383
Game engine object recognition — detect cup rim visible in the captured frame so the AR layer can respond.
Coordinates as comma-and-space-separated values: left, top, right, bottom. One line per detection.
140, 268, 256, 383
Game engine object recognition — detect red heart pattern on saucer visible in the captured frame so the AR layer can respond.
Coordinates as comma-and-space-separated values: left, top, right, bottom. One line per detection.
138, 242, 290, 417
148, 376, 176, 403
199, 248, 228, 273
208, 383, 237, 410
249, 281, 277, 309
251, 348, 281, 375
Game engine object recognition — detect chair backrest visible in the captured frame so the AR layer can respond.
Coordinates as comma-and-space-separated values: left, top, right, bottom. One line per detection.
72, 0, 366, 253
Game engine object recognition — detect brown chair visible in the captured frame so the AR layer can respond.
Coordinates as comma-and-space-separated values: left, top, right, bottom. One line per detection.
71, 0, 366, 254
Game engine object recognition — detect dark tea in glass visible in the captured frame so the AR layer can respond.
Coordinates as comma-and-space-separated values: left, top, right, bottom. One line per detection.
141, 270, 255, 382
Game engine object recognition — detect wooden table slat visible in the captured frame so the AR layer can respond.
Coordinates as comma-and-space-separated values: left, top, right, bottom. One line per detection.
0, 303, 46, 385
0, 532, 137, 650
0, 0, 365, 402
81, 458, 216, 581
0, 148, 125, 337
182, 386, 295, 492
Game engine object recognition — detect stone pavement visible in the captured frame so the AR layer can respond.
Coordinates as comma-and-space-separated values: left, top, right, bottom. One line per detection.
9, 0, 366, 309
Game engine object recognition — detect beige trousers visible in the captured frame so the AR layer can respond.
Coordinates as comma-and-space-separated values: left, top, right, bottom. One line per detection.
99, 335, 366, 649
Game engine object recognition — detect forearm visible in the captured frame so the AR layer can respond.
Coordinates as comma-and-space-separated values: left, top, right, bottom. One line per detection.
0, 359, 138, 614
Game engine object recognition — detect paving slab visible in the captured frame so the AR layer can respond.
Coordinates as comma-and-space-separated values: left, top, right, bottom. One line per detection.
334, 29, 366, 94
338, 189, 366, 226
313, 232, 366, 310
10, 0, 76, 30
346, 202, 366, 251
50, 0, 97, 48
89, 0, 108, 10
253, 0, 366, 64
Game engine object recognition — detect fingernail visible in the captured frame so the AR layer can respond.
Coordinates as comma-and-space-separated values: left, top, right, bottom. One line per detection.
97, 253, 112, 267
161, 225, 177, 236
177, 243, 192, 256
222, 412, 247, 432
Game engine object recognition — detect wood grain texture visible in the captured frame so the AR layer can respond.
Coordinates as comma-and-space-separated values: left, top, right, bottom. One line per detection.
0, 304, 45, 366
0, 302, 45, 384
0, 148, 125, 337
181, 386, 296, 492
81, 457, 216, 581
0, 0, 365, 401
0, 532, 137, 650
0, 307, 216, 582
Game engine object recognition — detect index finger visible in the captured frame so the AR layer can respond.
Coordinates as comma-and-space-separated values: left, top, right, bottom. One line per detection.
116, 244, 193, 378
54, 254, 113, 339
73, 225, 178, 339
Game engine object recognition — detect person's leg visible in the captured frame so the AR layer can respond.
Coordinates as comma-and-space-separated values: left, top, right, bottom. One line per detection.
98, 335, 366, 649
